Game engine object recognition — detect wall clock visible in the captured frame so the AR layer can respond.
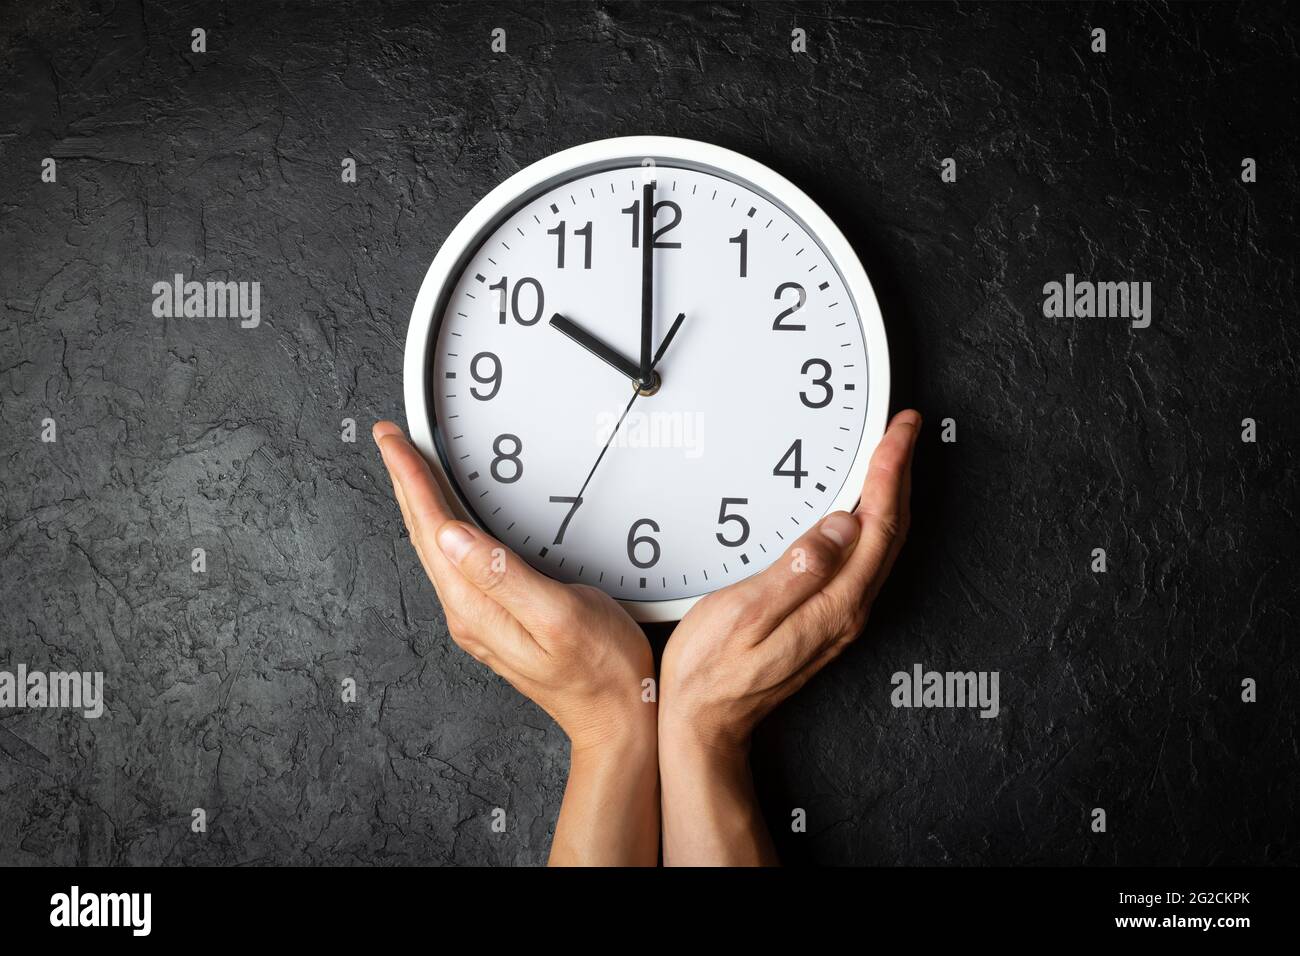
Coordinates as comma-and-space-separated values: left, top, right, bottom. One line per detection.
404, 136, 889, 622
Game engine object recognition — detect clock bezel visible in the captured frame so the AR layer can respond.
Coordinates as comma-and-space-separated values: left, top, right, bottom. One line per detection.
404, 136, 890, 622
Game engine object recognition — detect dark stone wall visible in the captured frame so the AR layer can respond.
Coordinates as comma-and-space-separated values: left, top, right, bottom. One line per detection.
0, 1, 1294, 865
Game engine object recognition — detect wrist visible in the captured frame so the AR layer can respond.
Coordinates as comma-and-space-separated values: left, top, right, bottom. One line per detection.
658, 721, 775, 867
659, 708, 750, 768
568, 702, 657, 763
552, 699, 660, 868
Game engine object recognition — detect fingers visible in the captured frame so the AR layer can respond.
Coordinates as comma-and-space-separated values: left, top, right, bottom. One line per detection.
723, 509, 863, 635
374, 421, 454, 540
373, 422, 584, 642
821, 409, 920, 617
433, 519, 580, 641
748, 410, 920, 681
373, 420, 459, 599
373, 421, 544, 672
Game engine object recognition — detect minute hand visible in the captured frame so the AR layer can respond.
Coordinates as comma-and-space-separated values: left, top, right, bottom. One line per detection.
639, 180, 655, 388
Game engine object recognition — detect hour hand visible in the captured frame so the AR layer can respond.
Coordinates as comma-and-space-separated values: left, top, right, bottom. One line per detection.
549, 313, 642, 384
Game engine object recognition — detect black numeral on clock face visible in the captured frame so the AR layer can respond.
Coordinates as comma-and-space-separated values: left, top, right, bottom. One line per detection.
621, 200, 682, 249
548, 495, 583, 544
773, 439, 807, 487
627, 518, 662, 568
799, 358, 832, 408
715, 497, 750, 547
729, 229, 748, 277
470, 352, 502, 401
547, 221, 593, 269
490, 433, 523, 483
772, 282, 807, 331
490, 276, 544, 325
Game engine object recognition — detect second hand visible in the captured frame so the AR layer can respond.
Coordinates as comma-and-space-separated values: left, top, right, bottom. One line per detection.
563, 311, 688, 529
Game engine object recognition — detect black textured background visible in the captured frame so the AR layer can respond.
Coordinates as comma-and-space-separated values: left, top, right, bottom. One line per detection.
0, 1, 1295, 866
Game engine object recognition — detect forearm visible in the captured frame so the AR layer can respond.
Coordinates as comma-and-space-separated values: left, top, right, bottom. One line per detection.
659, 736, 777, 866
549, 732, 659, 866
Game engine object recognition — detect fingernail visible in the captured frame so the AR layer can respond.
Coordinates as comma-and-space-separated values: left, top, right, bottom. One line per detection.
819, 512, 859, 549
895, 410, 922, 431
373, 420, 398, 443
436, 522, 476, 564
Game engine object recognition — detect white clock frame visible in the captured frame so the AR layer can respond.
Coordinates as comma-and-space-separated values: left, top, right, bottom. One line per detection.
404, 136, 890, 622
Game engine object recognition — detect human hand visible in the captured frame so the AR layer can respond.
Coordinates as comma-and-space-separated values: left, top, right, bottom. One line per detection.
657, 409, 920, 864
373, 421, 653, 752
373, 421, 659, 864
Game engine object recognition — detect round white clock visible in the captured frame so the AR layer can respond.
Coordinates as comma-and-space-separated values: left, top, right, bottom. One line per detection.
404, 136, 889, 622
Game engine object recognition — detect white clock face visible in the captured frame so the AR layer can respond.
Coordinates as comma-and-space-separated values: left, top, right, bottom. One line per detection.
407, 139, 888, 621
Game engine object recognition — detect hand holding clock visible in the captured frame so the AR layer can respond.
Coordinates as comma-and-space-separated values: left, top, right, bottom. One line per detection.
372, 408, 919, 866
373, 420, 659, 866
658, 408, 920, 865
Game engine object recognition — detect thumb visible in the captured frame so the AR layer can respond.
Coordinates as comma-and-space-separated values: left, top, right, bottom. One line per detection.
434, 520, 578, 637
